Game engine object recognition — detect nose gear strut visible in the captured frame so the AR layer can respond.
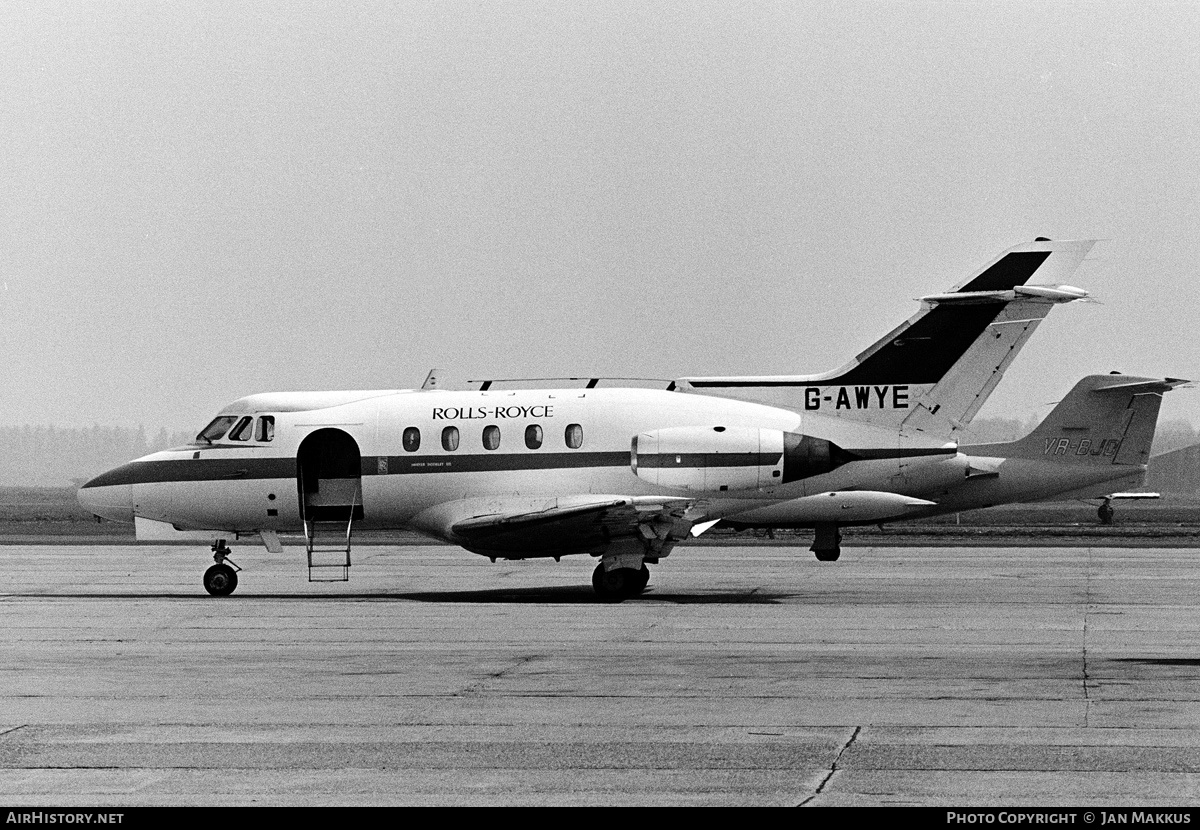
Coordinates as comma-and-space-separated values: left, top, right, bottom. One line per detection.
204, 539, 241, 596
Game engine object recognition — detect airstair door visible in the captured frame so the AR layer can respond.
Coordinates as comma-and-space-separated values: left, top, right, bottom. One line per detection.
296, 429, 363, 581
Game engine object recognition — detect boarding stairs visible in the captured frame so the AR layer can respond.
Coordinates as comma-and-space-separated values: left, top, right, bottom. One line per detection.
302, 479, 360, 582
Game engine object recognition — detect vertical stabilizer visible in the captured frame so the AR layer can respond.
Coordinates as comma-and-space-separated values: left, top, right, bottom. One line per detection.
964, 374, 1187, 466
677, 238, 1094, 439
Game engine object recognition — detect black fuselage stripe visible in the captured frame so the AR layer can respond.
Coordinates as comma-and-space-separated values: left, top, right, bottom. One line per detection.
81, 446, 956, 488
81, 458, 297, 487
373, 452, 629, 475
635, 453, 783, 468
848, 447, 955, 459
82, 452, 632, 487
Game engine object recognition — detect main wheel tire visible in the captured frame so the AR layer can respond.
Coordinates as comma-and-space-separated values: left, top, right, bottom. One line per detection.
631, 565, 650, 594
813, 548, 841, 562
592, 563, 642, 601
203, 563, 238, 596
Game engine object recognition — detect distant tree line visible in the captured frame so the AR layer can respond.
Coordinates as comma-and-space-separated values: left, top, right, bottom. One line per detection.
957, 416, 1040, 445
1147, 444, 1200, 494
962, 418, 1199, 458
1148, 420, 1200, 457
0, 425, 193, 487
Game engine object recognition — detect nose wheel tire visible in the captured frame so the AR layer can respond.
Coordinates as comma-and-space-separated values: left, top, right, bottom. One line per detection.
204, 563, 239, 596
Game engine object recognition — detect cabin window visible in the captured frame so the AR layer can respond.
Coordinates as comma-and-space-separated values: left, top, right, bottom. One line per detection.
441, 426, 460, 451
228, 416, 254, 441
565, 423, 583, 449
525, 424, 543, 450
256, 416, 275, 442
197, 416, 238, 443
402, 427, 421, 452
480, 424, 499, 450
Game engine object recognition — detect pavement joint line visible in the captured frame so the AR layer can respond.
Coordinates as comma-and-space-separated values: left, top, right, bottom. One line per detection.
1082, 546, 1095, 728
797, 724, 861, 806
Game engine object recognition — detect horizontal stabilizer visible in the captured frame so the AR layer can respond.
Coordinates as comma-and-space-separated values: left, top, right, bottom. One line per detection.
919, 284, 1090, 305
1092, 377, 1190, 395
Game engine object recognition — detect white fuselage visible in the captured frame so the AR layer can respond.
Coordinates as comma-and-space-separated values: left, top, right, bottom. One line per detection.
79, 386, 1143, 549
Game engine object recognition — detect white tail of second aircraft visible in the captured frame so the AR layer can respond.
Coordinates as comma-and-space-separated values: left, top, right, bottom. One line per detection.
964, 374, 1187, 467
676, 238, 1095, 440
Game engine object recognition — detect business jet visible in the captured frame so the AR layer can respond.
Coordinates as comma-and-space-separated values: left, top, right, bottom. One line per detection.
80, 238, 1178, 600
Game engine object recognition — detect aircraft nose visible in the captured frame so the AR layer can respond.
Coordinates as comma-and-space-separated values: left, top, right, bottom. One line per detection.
78, 470, 135, 524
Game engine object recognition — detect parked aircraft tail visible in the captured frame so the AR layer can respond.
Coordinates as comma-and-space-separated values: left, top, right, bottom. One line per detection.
677, 238, 1095, 439
963, 374, 1189, 466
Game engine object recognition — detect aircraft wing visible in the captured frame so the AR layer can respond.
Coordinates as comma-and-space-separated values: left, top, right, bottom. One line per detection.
435, 495, 697, 559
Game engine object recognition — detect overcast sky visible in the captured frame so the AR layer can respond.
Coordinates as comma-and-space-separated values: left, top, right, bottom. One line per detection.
2, 1, 1197, 434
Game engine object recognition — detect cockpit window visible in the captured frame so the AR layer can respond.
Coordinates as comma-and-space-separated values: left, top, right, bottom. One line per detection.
228, 416, 254, 441
256, 416, 275, 442
197, 416, 238, 443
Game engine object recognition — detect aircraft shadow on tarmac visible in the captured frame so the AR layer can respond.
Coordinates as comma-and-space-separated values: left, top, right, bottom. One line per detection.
34, 586, 794, 604
377, 586, 793, 604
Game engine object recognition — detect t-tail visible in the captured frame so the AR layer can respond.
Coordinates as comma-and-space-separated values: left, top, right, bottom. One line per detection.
676, 238, 1095, 439
964, 374, 1189, 467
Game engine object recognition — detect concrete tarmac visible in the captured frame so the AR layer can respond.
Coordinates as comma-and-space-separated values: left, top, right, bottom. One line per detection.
2, 541, 1200, 806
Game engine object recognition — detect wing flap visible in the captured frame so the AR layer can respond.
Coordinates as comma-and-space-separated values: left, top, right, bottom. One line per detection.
447, 496, 694, 558
452, 498, 629, 536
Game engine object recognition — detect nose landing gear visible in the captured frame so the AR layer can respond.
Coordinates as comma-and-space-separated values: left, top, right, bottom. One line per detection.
203, 540, 240, 596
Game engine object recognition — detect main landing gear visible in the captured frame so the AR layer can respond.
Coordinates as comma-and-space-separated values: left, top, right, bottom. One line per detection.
203, 539, 241, 596
592, 562, 650, 602
811, 524, 842, 562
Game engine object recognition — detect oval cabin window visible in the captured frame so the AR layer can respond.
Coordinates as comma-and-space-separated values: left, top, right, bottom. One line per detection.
565, 423, 583, 449
525, 424, 543, 450
403, 427, 421, 452
441, 426, 460, 452
482, 425, 501, 451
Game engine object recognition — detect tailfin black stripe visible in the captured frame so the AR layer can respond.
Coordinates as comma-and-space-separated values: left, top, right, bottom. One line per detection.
959, 250, 1051, 292
687, 249, 1057, 389
826, 303, 1003, 385
685, 302, 998, 387
824, 251, 1054, 385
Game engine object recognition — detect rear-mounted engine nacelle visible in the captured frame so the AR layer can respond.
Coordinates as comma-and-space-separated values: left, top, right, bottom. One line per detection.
631, 426, 853, 493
